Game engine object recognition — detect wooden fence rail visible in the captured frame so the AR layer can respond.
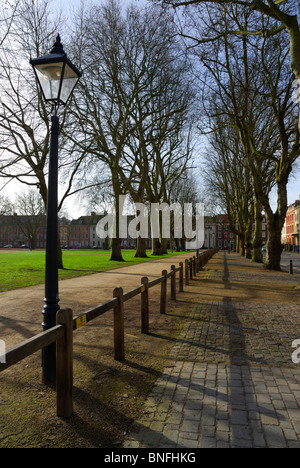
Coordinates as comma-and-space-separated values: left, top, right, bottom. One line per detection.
0, 249, 218, 418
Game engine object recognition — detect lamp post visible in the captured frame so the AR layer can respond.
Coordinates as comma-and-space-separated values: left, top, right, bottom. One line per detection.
30, 35, 82, 385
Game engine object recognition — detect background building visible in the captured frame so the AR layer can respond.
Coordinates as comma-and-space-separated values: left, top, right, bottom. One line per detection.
282, 199, 300, 251
204, 214, 234, 250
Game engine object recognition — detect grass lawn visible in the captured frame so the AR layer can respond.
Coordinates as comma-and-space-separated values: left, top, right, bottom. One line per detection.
0, 248, 191, 292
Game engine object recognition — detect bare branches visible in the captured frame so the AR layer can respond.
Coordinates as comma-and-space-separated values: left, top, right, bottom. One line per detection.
158, 0, 300, 81
190, 2, 300, 266
0, 0, 95, 217
72, 0, 195, 207
0, 0, 21, 47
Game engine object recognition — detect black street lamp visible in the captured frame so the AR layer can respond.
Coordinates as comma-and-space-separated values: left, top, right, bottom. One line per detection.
30, 35, 82, 385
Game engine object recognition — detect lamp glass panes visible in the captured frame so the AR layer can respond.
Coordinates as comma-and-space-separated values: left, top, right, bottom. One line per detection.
30, 35, 82, 107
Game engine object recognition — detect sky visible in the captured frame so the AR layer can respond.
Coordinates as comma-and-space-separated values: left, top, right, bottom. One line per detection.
54, 0, 148, 11
0, 0, 149, 219
45, 0, 300, 212
1, 0, 300, 219
286, 171, 300, 205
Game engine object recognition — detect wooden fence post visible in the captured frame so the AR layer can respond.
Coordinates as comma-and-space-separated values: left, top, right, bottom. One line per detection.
113, 287, 125, 361
179, 262, 184, 292
185, 259, 189, 285
160, 270, 167, 315
171, 265, 176, 300
141, 277, 149, 334
56, 308, 73, 418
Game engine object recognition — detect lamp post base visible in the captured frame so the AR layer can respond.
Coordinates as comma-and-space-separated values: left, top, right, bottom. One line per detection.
42, 298, 60, 385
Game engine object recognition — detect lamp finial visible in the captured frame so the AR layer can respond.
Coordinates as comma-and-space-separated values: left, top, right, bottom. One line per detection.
50, 34, 65, 55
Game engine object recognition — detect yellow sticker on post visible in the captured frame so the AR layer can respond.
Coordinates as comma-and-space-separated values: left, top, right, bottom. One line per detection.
76, 314, 87, 329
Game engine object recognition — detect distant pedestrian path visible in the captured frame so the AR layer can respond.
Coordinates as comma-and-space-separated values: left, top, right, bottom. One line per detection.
124, 252, 300, 448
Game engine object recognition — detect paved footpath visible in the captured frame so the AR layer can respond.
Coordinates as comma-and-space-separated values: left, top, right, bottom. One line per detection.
124, 252, 300, 448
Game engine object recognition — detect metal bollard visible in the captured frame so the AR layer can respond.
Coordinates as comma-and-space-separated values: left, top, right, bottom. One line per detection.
290, 260, 293, 275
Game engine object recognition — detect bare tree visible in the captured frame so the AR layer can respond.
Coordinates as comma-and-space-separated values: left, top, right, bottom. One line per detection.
0, 0, 93, 267
169, 168, 201, 251
13, 188, 46, 249
172, 3, 299, 269
71, 0, 196, 259
117, 5, 196, 256
0, 0, 60, 201
69, 0, 131, 261
0, 194, 13, 215
203, 122, 255, 258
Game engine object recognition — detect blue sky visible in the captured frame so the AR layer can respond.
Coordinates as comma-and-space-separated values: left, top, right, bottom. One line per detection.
53, 0, 148, 10
287, 171, 300, 205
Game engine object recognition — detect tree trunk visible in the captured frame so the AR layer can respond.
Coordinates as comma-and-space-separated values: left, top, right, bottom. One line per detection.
110, 190, 124, 262
287, 22, 300, 92
152, 238, 162, 255
110, 237, 124, 261
245, 218, 253, 259
161, 237, 168, 254
240, 237, 245, 257
264, 214, 283, 271
151, 208, 164, 255
252, 198, 263, 263
262, 178, 287, 270
175, 238, 180, 252
235, 235, 239, 253
134, 236, 148, 258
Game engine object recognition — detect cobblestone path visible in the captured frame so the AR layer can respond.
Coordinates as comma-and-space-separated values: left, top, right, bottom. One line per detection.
124, 252, 300, 448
